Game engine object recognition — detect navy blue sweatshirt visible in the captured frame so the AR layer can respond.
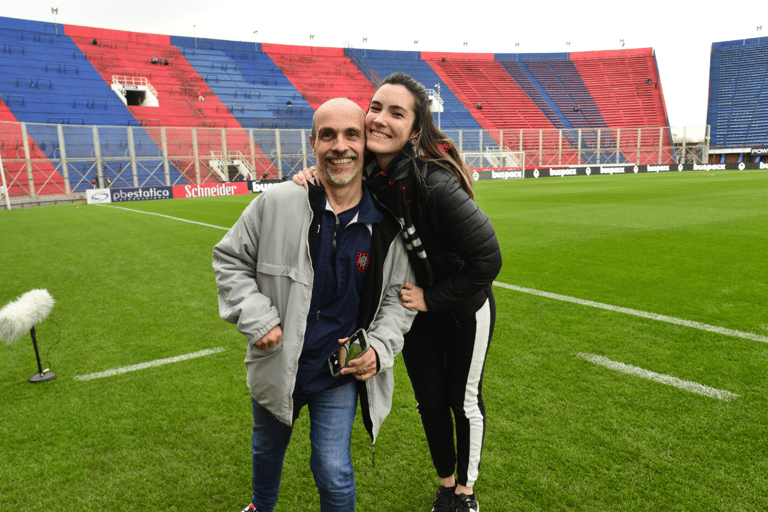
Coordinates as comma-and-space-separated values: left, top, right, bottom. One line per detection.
294, 184, 383, 396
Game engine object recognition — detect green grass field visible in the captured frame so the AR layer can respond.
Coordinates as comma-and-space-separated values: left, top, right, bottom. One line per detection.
1, 169, 767, 511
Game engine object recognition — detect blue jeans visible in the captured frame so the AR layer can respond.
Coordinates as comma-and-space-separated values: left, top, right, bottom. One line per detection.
250, 381, 358, 512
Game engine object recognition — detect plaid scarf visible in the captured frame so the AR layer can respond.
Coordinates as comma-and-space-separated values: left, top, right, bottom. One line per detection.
365, 152, 434, 287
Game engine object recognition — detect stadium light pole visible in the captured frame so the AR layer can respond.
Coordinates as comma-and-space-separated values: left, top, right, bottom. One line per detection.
51, 7, 58, 36
253, 30, 258, 51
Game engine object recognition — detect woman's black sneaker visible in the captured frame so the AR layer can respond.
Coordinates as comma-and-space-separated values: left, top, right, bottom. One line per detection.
453, 492, 479, 512
431, 485, 456, 512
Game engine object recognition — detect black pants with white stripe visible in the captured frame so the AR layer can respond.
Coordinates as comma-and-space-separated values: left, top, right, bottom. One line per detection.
402, 291, 495, 488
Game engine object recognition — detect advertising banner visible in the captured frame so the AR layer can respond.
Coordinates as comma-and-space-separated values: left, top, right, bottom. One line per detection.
172, 182, 249, 199
86, 189, 112, 204
110, 187, 172, 202
471, 169, 524, 181
250, 179, 284, 193
472, 161, 768, 181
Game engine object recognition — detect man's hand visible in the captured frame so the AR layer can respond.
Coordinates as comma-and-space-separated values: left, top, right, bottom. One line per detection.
338, 337, 378, 381
254, 325, 283, 350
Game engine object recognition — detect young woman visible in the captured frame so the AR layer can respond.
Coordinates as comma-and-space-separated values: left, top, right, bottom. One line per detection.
297, 72, 501, 512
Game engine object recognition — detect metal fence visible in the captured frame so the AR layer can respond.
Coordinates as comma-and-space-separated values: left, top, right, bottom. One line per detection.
0, 120, 700, 199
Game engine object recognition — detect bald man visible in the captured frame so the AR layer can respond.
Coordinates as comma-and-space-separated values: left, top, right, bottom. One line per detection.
213, 98, 415, 512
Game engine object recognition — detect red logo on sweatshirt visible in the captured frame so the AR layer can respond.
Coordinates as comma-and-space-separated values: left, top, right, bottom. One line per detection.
356, 251, 370, 272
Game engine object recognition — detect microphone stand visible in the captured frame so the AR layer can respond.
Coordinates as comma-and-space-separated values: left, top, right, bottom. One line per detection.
28, 326, 56, 383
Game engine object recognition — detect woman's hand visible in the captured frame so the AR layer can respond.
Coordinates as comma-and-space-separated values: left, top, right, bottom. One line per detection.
400, 281, 427, 311
292, 166, 318, 188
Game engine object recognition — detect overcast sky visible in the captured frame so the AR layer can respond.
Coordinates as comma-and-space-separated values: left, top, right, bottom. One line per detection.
4, 0, 766, 127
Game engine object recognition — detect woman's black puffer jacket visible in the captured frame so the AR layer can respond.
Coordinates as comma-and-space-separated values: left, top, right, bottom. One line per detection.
367, 152, 502, 315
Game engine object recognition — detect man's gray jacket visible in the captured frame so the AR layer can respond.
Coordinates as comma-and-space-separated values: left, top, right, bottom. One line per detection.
213, 181, 415, 443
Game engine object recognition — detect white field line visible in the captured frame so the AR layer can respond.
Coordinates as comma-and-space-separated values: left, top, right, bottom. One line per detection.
575, 352, 740, 401
73, 347, 226, 381
98, 204, 230, 230
493, 281, 768, 344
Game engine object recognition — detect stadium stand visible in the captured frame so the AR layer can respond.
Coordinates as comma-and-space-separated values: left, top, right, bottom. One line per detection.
0, 102, 66, 196
0, 17, 175, 193
491, 49, 670, 164
571, 49, 671, 163
707, 37, 768, 156
424, 52, 573, 166
572, 49, 667, 127
347, 48, 495, 153
265, 44, 374, 112
497, 55, 612, 164
170, 37, 313, 130
168, 37, 313, 176
426, 53, 557, 132
65, 24, 277, 182
0, 14, 677, 200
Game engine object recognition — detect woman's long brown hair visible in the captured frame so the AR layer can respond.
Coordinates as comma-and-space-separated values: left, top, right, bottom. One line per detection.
375, 72, 475, 199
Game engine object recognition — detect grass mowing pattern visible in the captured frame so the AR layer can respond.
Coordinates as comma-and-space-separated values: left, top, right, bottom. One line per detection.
1, 170, 766, 511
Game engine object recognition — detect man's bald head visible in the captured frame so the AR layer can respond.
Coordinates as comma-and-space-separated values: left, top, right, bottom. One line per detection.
309, 98, 367, 189
311, 98, 365, 140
